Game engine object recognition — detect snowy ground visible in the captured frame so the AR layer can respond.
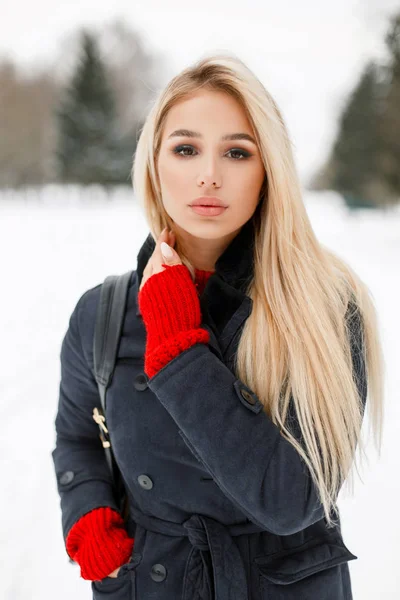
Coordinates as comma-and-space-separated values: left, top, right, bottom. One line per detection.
0, 185, 398, 599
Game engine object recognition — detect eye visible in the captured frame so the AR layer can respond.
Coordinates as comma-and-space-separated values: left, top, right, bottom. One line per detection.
225, 148, 251, 160
172, 145, 251, 160
172, 145, 197, 157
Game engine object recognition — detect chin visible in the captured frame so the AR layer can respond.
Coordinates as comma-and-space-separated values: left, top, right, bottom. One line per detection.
183, 221, 232, 240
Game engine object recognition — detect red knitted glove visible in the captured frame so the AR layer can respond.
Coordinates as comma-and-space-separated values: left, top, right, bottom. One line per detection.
66, 507, 134, 581
138, 264, 211, 378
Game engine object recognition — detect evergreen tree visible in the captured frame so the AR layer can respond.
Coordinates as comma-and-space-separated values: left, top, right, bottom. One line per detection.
378, 13, 400, 198
55, 30, 133, 185
329, 62, 382, 208
310, 12, 400, 208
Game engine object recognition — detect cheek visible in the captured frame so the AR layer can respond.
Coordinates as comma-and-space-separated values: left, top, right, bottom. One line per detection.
233, 166, 263, 203
159, 154, 189, 188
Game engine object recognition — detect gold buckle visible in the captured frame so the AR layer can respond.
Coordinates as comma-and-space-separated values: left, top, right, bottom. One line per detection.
92, 407, 111, 448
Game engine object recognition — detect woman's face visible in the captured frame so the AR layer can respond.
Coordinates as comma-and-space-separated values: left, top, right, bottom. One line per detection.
157, 89, 265, 241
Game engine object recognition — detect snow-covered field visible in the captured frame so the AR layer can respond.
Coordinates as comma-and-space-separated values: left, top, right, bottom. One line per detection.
0, 185, 398, 599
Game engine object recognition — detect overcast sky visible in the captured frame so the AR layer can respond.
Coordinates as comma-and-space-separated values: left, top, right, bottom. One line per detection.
1, 0, 399, 182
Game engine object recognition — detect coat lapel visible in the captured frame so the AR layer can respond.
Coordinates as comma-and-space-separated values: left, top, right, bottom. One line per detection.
134, 217, 256, 359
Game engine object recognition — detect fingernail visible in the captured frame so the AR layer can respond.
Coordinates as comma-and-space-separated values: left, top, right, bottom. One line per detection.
161, 242, 174, 258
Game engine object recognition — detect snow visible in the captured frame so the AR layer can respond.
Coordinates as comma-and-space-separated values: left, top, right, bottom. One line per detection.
0, 185, 398, 599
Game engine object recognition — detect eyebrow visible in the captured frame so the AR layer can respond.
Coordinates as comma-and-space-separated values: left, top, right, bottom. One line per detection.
167, 128, 257, 145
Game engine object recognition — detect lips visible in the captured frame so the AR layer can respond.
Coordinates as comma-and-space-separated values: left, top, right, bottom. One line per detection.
190, 196, 227, 208
190, 205, 227, 216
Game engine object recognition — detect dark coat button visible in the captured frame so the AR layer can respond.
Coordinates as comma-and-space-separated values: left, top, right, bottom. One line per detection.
134, 373, 148, 391
240, 388, 256, 404
59, 471, 74, 485
150, 563, 167, 582
233, 380, 263, 414
138, 474, 153, 490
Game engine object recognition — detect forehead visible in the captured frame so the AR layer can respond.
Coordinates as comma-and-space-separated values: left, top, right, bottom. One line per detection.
162, 90, 251, 133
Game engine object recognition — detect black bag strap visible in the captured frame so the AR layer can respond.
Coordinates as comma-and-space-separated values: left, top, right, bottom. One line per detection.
92, 270, 133, 489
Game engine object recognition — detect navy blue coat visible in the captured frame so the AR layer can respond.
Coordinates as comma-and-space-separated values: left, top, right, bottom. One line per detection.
52, 217, 366, 599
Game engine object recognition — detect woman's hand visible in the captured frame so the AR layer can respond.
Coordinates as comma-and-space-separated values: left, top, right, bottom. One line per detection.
107, 565, 122, 577
66, 506, 135, 582
139, 227, 182, 292
107, 566, 122, 578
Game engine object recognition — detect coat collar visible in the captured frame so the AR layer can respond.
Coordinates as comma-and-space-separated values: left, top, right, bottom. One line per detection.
135, 216, 256, 358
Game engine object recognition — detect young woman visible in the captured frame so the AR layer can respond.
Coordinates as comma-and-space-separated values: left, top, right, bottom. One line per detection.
52, 54, 384, 599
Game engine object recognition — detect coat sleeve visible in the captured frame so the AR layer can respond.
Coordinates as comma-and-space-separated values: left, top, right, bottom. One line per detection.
51, 290, 120, 546
146, 303, 367, 536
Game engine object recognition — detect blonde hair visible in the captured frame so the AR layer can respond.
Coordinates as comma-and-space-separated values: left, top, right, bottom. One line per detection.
132, 54, 385, 528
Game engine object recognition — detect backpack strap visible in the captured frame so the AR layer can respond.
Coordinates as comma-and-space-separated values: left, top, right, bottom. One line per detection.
92, 270, 133, 512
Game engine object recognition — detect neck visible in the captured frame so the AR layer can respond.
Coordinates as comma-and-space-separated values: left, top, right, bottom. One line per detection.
173, 224, 242, 272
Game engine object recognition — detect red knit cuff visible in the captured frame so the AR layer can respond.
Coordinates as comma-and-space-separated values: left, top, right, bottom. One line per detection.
144, 327, 210, 378
138, 264, 202, 352
66, 507, 135, 581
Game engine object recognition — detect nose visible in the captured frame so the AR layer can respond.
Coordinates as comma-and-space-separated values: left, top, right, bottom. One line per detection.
199, 179, 218, 188
197, 174, 221, 189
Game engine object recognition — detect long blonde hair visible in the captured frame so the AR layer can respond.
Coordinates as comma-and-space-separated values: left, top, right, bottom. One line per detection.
132, 54, 385, 527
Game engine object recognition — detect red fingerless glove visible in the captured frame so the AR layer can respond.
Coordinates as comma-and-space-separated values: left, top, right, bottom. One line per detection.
66, 507, 134, 581
138, 264, 212, 378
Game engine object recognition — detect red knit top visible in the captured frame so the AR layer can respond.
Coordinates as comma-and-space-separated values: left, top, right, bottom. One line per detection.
65, 265, 214, 581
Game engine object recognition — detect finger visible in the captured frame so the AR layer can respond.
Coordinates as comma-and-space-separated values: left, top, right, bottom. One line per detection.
153, 228, 172, 270
140, 261, 153, 291
108, 566, 120, 578
141, 228, 180, 286
142, 261, 153, 281
150, 228, 167, 259
168, 229, 176, 247
140, 230, 167, 291
157, 227, 170, 248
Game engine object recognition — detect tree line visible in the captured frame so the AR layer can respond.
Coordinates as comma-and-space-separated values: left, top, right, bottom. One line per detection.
310, 11, 400, 209
2, 14, 399, 206
0, 21, 165, 188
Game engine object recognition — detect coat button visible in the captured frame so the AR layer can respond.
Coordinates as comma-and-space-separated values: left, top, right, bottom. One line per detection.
240, 388, 256, 404
138, 474, 153, 490
59, 471, 74, 485
134, 373, 148, 391
150, 563, 167, 582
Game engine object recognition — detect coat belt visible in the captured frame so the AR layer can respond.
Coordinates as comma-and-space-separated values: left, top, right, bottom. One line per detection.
128, 504, 263, 600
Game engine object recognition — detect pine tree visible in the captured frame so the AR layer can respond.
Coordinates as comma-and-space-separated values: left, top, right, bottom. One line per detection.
378, 13, 400, 199
55, 30, 133, 185
330, 62, 382, 208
